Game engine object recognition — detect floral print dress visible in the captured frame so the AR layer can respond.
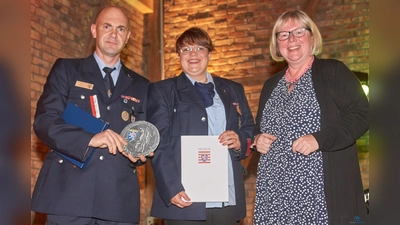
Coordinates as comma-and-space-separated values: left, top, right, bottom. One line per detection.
253, 68, 329, 225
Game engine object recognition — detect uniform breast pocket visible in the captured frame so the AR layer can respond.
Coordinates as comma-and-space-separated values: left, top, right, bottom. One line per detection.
171, 104, 190, 136
120, 100, 144, 122
67, 87, 94, 111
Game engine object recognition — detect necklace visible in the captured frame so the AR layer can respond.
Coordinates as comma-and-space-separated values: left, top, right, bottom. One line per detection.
285, 56, 315, 91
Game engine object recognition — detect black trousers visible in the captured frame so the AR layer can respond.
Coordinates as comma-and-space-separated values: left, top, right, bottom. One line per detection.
45, 214, 138, 225
163, 205, 240, 225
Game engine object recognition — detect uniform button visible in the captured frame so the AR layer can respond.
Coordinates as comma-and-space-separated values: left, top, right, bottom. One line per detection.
58, 159, 63, 163
99, 155, 104, 160
174, 108, 176, 112
201, 117, 206, 122
133, 169, 137, 174
107, 106, 110, 110
80, 95, 85, 99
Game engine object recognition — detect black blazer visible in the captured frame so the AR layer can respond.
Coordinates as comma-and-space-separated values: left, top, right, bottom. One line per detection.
148, 73, 255, 221
32, 55, 149, 223
254, 57, 369, 224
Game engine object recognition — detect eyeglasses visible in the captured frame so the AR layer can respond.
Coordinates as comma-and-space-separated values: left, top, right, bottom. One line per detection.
276, 27, 311, 41
179, 46, 208, 54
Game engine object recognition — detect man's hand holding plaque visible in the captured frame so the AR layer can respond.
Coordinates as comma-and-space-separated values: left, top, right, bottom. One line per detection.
120, 121, 160, 157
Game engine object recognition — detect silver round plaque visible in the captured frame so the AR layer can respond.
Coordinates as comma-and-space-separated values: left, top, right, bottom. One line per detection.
120, 121, 160, 157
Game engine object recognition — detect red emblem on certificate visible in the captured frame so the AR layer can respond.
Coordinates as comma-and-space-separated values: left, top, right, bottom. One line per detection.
198, 149, 211, 164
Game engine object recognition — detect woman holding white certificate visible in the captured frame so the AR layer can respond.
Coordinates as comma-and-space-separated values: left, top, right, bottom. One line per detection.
147, 27, 255, 225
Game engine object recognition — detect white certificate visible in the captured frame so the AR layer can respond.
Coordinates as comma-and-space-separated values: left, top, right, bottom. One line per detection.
181, 135, 228, 202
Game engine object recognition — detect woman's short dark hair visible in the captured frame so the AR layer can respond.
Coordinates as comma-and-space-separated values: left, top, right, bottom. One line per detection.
175, 27, 215, 54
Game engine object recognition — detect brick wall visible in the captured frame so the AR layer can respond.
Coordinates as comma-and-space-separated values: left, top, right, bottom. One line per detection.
162, 0, 369, 224
31, 1, 94, 222
30, 0, 147, 224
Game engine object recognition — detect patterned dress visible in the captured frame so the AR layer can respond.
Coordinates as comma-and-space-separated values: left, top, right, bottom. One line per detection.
253, 68, 329, 225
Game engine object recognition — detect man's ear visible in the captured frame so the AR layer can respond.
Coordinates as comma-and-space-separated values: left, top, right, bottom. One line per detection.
90, 24, 97, 38
126, 30, 132, 44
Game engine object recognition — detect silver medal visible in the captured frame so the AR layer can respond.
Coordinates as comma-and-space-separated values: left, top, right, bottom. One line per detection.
120, 121, 160, 157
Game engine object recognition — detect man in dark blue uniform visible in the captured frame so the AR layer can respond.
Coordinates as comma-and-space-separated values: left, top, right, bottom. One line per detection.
32, 6, 151, 225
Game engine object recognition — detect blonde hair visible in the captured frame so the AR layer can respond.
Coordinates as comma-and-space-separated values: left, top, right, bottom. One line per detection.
269, 10, 322, 61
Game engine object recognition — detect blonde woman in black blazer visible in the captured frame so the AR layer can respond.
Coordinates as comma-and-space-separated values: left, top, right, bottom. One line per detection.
252, 10, 369, 224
